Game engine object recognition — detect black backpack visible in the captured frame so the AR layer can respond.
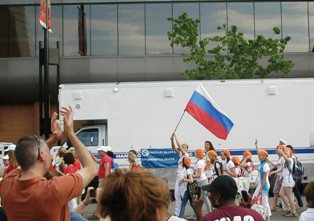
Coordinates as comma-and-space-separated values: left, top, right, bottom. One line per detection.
214, 161, 223, 176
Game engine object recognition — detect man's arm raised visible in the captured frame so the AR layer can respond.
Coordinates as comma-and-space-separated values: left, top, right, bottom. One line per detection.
60, 106, 97, 188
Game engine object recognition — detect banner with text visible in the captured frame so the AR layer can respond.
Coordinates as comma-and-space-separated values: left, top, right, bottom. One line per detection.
140, 148, 180, 168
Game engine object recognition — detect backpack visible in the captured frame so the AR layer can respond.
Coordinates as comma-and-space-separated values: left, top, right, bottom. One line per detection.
214, 161, 223, 176
292, 158, 304, 180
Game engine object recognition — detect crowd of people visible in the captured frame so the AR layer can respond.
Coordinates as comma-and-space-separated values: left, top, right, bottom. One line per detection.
0, 107, 312, 221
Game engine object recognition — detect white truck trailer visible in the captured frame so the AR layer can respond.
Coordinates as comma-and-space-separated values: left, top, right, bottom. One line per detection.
56, 78, 314, 188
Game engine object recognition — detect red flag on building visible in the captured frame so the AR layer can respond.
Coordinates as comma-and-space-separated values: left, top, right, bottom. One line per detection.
39, 0, 52, 32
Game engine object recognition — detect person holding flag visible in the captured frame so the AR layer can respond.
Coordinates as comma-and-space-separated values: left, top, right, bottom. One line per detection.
170, 132, 190, 217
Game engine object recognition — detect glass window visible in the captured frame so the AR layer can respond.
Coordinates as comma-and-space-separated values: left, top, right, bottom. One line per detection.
282, 2, 309, 52
173, 3, 200, 54
0, 6, 36, 57
77, 128, 99, 146
309, 3, 314, 52
200, 3, 227, 40
255, 2, 281, 38
63, 4, 90, 56
227, 2, 254, 39
118, 4, 145, 55
36, 5, 62, 56
91, 4, 117, 56
146, 3, 172, 55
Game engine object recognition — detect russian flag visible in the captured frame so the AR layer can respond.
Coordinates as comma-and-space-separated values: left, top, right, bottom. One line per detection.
185, 83, 234, 140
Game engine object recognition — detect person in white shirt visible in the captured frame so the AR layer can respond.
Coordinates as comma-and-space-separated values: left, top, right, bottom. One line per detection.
220, 149, 237, 177
299, 181, 314, 221
193, 149, 211, 213
268, 144, 285, 212
279, 147, 297, 217
170, 132, 189, 216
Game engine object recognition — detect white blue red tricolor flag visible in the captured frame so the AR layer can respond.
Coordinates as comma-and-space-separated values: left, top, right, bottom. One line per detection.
185, 83, 234, 140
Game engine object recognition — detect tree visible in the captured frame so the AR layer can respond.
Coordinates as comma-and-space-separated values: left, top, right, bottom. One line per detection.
168, 13, 294, 80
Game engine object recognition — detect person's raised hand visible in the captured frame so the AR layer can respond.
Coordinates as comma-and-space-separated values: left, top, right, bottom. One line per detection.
60, 106, 74, 136
51, 112, 62, 139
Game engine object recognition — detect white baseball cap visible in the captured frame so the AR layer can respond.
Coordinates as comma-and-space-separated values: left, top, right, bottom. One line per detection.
97, 146, 112, 152
1, 155, 9, 160
4, 144, 16, 152
279, 138, 286, 145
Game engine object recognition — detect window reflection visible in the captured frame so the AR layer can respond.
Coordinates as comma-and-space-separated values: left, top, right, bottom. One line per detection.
0, 6, 35, 57
91, 5, 117, 56
36, 5, 62, 56
200, 3, 227, 39
309, 3, 314, 52
146, 3, 172, 55
255, 2, 281, 38
64, 5, 90, 56
173, 3, 200, 54
282, 2, 308, 52
227, 2, 254, 39
118, 4, 144, 55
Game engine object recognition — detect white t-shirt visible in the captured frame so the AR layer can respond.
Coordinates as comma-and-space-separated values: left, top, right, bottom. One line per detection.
194, 159, 207, 182
223, 160, 235, 176
299, 208, 314, 221
282, 157, 294, 178
177, 152, 189, 176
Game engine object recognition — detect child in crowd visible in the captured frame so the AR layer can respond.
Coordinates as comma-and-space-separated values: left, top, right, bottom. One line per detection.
278, 147, 297, 217
232, 156, 242, 177
179, 157, 196, 218
252, 149, 271, 221
207, 150, 222, 180
268, 144, 285, 212
240, 151, 254, 177
299, 181, 314, 221
220, 149, 236, 177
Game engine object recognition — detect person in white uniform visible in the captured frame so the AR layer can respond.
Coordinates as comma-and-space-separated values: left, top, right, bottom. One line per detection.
171, 132, 189, 216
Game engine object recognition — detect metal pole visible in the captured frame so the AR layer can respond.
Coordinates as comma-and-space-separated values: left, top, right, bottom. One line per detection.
39, 41, 43, 136
57, 41, 60, 114
43, 0, 50, 139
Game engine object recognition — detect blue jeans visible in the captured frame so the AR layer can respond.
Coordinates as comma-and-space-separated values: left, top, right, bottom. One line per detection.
70, 211, 88, 221
179, 190, 196, 218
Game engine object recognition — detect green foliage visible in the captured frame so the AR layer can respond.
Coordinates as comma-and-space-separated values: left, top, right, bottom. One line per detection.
167, 13, 294, 80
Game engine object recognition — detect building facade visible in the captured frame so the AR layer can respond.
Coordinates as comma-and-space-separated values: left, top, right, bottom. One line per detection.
1, 0, 314, 140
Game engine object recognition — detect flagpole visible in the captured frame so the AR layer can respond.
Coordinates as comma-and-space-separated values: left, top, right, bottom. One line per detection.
173, 111, 186, 132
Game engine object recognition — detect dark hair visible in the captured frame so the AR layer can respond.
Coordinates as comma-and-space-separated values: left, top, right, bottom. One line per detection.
99, 169, 171, 221
15, 135, 42, 170
286, 145, 294, 152
304, 181, 314, 208
107, 151, 115, 158
205, 141, 215, 151
63, 152, 75, 165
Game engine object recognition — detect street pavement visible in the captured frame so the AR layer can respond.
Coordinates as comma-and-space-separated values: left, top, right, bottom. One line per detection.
83, 196, 307, 221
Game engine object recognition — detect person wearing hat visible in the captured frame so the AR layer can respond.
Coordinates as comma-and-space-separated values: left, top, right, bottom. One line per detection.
252, 147, 272, 221
195, 175, 264, 221
220, 149, 237, 177
193, 148, 212, 213
207, 150, 222, 180
240, 150, 254, 177
91, 146, 113, 187
170, 132, 189, 216
178, 157, 196, 218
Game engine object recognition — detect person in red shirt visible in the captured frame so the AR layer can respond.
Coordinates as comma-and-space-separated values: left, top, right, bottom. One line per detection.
91, 146, 113, 187
128, 152, 141, 170
63, 152, 78, 175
